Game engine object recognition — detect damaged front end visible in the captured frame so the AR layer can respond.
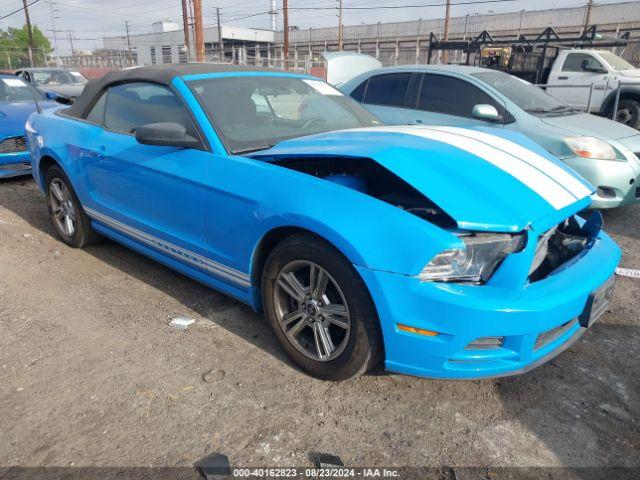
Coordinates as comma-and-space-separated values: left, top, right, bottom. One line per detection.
528, 211, 603, 282
263, 155, 458, 229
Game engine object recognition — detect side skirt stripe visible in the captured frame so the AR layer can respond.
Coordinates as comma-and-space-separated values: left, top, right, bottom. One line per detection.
84, 207, 251, 288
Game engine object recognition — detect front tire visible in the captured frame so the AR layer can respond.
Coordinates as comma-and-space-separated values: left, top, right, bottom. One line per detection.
615, 99, 640, 129
45, 165, 101, 248
261, 234, 383, 381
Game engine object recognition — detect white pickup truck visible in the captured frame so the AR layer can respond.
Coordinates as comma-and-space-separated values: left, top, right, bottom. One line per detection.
545, 49, 640, 128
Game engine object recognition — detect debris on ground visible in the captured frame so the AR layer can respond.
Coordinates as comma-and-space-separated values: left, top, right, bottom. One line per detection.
169, 317, 196, 330
202, 370, 225, 384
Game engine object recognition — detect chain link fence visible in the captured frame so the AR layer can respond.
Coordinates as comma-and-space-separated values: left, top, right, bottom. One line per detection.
0, 47, 50, 71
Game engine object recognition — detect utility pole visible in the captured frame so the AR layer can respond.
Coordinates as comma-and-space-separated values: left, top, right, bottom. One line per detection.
124, 20, 132, 56
270, 0, 277, 32
337, 0, 344, 51
193, 0, 204, 62
442, 0, 451, 64
216, 7, 223, 62
584, 0, 594, 32
48, 0, 60, 66
66, 30, 74, 55
283, 0, 289, 70
181, 0, 191, 61
22, 0, 34, 67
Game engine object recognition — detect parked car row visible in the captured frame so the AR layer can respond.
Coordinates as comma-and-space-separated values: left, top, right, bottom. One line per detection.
10, 63, 621, 382
340, 63, 640, 209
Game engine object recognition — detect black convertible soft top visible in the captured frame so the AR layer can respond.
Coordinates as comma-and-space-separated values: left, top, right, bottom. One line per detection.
65, 63, 278, 118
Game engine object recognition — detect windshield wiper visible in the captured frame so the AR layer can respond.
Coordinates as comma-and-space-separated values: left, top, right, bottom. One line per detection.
232, 145, 276, 155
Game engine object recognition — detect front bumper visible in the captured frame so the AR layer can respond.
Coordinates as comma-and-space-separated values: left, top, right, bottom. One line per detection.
0, 152, 31, 179
357, 230, 620, 380
562, 155, 640, 209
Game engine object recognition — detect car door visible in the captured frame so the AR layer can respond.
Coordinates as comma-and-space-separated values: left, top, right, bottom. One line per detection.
412, 73, 508, 128
76, 81, 211, 262
354, 72, 420, 125
546, 52, 610, 109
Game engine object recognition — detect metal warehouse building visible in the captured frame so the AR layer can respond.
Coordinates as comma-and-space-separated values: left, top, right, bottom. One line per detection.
102, 1, 640, 68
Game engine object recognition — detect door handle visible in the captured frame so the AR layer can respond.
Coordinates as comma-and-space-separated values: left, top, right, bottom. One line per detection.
557, 76, 569, 80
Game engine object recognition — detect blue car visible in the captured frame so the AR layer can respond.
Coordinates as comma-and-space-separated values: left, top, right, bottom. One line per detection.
0, 73, 56, 178
26, 65, 620, 380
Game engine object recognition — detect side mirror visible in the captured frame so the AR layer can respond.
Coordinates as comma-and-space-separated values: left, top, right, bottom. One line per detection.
46, 91, 74, 105
135, 122, 201, 149
472, 104, 501, 122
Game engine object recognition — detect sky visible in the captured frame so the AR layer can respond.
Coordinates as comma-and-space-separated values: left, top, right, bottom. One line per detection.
0, 0, 635, 54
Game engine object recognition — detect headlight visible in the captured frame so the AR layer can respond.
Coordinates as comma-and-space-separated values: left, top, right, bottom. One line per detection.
565, 136, 617, 161
419, 233, 524, 284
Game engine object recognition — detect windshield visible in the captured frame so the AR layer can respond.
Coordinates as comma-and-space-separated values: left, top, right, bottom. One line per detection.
31, 69, 88, 86
597, 51, 634, 71
0, 76, 43, 102
189, 75, 381, 153
472, 70, 577, 115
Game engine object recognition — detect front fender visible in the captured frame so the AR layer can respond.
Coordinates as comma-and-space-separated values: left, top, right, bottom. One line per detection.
243, 161, 461, 277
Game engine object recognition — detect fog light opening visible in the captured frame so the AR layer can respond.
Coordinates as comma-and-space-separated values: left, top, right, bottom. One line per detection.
596, 186, 616, 198
397, 324, 439, 336
465, 336, 504, 350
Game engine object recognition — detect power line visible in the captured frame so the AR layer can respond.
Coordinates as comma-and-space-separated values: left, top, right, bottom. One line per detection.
0, 0, 41, 21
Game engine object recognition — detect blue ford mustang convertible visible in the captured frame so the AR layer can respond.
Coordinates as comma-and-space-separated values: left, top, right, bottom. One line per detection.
26, 64, 620, 381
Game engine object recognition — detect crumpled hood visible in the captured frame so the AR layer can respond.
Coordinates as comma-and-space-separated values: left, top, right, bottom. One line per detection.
539, 112, 640, 141
256, 126, 593, 232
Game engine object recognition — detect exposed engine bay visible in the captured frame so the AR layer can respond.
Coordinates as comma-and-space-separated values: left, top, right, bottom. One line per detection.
265, 156, 457, 229
528, 213, 598, 282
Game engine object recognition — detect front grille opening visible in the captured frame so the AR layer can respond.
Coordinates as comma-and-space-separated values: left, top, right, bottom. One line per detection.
0, 136, 27, 154
528, 217, 590, 282
465, 336, 504, 350
535, 319, 577, 350
596, 186, 616, 199
636, 187, 640, 199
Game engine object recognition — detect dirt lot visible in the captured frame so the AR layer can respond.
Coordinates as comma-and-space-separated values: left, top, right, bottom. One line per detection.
1, 177, 639, 473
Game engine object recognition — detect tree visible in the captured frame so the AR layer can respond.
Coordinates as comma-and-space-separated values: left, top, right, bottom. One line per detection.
0, 24, 52, 68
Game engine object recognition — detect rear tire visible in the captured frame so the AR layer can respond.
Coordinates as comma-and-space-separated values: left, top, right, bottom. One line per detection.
261, 233, 383, 381
615, 99, 640, 129
45, 165, 101, 248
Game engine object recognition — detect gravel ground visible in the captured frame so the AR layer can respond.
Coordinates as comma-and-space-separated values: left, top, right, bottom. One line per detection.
0, 177, 639, 473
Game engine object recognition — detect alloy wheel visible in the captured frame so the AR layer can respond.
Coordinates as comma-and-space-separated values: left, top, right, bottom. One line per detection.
273, 260, 351, 362
49, 178, 76, 237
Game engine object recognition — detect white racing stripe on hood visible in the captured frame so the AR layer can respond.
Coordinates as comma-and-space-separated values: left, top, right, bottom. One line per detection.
429, 126, 593, 200
356, 126, 578, 210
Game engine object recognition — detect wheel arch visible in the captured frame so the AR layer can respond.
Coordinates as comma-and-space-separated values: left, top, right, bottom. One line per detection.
249, 224, 369, 311
602, 86, 640, 117
37, 152, 68, 190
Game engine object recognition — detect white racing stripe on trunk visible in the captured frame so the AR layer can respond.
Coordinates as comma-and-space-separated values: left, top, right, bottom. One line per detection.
430, 126, 593, 199
358, 126, 576, 210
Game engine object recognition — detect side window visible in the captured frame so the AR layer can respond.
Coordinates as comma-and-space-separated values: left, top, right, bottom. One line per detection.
350, 80, 368, 102
85, 92, 107, 124
562, 53, 603, 72
363, 73, 411, 107
103, 82, 198, 138
419, 74, 502, 118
